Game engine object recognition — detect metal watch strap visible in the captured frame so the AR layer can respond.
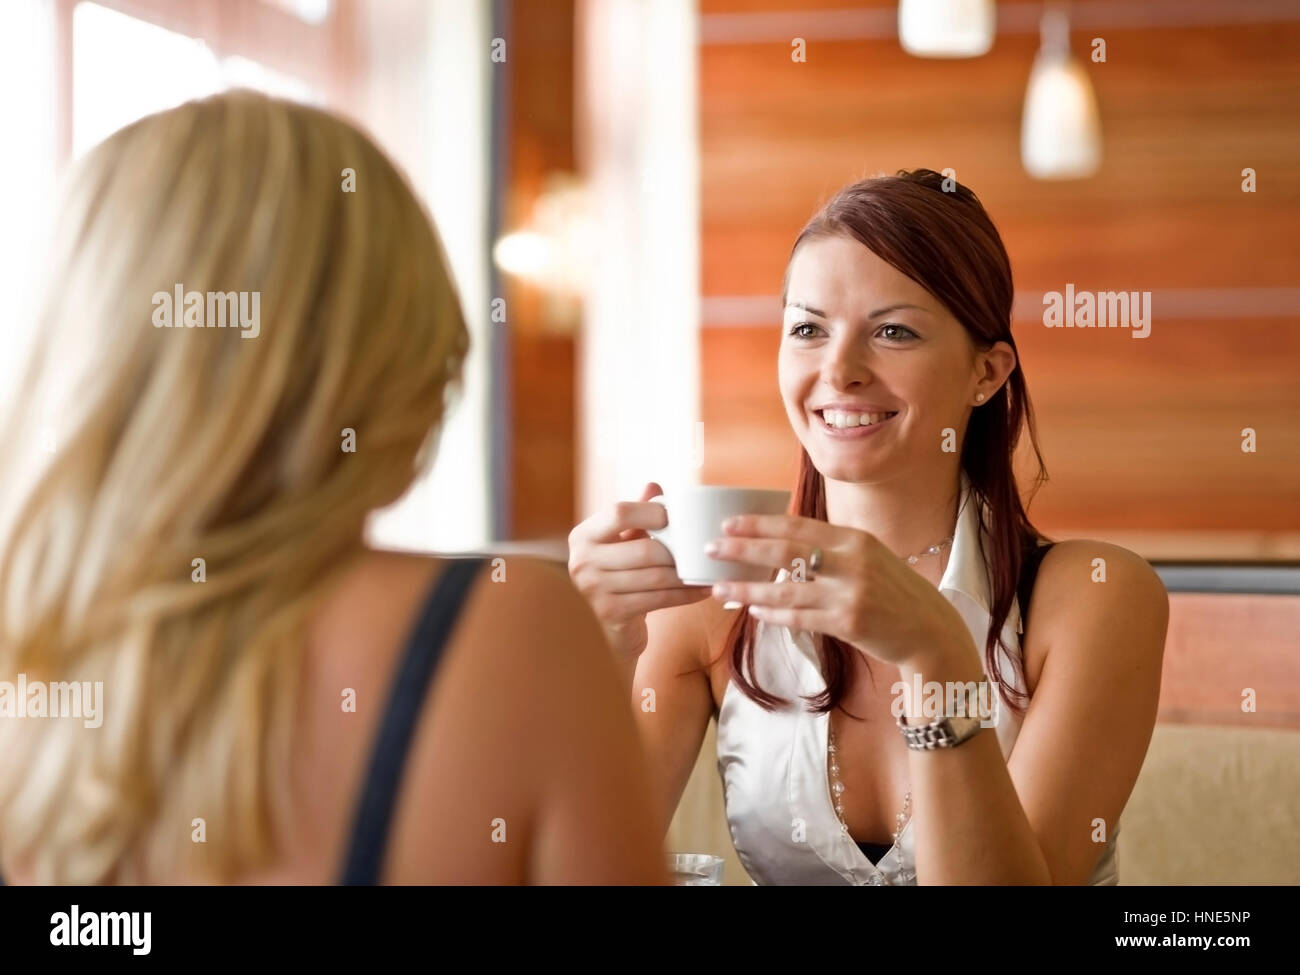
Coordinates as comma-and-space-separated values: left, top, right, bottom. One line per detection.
896, 713, 985, 750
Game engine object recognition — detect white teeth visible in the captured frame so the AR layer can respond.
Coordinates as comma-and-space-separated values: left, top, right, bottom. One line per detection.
820, 410, 896, 429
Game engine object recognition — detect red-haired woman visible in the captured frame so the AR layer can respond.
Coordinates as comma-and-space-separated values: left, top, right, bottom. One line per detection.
568, 169, 1169, 886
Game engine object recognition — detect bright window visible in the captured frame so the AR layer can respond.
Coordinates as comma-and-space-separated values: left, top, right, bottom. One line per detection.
72, 1, 317, 158
0, 0, 57, 414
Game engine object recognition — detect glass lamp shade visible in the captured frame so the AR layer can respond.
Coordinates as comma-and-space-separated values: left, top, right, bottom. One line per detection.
898, 0, 996, 58
1020, 50, 1102, 179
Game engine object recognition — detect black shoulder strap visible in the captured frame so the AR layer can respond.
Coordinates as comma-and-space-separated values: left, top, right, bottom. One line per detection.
1017, 539, 1054, 630
340, 558, 485, 885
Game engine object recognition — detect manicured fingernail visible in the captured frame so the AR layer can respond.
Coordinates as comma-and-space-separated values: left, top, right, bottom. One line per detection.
711, 583, 730, 598
721, 517, 737, 532
704, 541, 719, 556
747, 605, 762, 617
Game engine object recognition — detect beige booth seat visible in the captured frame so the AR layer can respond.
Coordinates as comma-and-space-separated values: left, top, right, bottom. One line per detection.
1116, 724, 1300, 885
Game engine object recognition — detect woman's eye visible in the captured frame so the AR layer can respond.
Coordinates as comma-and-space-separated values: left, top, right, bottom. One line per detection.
787, 322, 822, 339
879, 324, 917, 342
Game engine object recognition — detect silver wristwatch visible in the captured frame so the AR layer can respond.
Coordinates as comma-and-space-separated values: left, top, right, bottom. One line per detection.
895, 680, 998, 749
896, 712, 985, 749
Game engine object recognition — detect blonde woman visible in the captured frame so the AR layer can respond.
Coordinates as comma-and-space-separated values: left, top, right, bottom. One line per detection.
0, 91, 664, 885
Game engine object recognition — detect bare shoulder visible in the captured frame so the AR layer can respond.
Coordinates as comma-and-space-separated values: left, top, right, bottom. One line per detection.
380, 552, 658, 882
645, 593, 738, 708
451, 554, 609, 675
314, 549, 604, 696
1022, 540, 1169, 692
1035, 539, 1168, 611
293, 549, 641, 883
431, 553, 623, 759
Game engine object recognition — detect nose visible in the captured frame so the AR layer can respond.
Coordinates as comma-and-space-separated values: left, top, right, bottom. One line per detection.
821, 329, 870, 390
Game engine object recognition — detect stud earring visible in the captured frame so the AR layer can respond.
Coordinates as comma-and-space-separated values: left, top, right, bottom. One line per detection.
975, 392, 986, 402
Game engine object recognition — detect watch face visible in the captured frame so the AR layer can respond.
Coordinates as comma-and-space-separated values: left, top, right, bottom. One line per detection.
946, 714, 983, 741
951, 683, 998, 728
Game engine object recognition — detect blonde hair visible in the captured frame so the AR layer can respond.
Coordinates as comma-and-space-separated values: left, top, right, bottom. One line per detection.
0, 90, 469, 883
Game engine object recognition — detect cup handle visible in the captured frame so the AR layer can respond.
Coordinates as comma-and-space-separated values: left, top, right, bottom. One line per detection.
647, 496, 687, 585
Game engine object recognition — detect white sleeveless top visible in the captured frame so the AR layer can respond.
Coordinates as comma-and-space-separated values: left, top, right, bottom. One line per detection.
715, 473, 1121, 885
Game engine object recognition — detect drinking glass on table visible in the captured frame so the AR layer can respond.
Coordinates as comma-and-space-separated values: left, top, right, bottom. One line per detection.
668, 853, 724, 886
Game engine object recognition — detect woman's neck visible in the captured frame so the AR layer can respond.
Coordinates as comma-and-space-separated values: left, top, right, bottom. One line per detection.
823, 468, 963, 580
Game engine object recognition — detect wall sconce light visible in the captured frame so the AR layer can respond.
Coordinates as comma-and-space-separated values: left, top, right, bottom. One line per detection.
493, 172, 592, 321
493, 173, 592, 333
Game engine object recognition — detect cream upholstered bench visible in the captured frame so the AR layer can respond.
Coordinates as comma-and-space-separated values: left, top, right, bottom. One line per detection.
1116, 723, 1300, 885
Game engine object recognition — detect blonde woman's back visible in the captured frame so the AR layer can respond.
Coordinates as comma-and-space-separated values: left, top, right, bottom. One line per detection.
4, 550, 665, 884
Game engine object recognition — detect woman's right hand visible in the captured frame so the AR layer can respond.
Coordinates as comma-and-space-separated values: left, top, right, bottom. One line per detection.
567, 482, 712, 662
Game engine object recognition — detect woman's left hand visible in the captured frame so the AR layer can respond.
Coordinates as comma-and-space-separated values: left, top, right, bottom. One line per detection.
706, 514, 976, 670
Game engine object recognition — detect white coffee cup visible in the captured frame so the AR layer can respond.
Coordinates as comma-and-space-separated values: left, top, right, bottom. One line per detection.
648, 486, 792, 585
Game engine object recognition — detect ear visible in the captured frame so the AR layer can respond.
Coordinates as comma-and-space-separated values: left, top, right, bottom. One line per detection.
973, 340, 1017, 396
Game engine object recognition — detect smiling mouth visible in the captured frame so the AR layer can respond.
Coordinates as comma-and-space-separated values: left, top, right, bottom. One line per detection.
815, 409, 899, 430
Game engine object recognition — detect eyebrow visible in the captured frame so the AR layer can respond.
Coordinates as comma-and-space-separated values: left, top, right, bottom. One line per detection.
784, 300, 930, 319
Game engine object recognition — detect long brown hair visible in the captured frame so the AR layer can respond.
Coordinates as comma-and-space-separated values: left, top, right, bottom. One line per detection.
721, 169, 1048, 716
